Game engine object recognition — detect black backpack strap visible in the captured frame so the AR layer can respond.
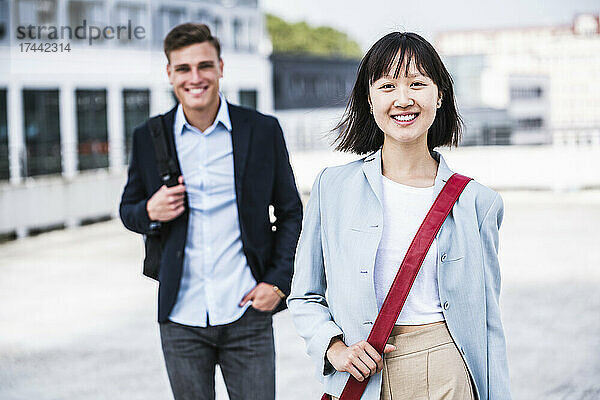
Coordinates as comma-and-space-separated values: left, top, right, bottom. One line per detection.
148, 115, 180, 188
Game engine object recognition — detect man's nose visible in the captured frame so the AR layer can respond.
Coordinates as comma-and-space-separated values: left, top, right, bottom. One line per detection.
190, 68, 201, 83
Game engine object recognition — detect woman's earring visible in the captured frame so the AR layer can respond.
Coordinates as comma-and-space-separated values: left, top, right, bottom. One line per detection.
436, 100, 442, 109
369, 105, 373, 114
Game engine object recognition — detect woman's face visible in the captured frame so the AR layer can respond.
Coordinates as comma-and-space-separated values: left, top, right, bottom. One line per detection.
368, 58, 441, 148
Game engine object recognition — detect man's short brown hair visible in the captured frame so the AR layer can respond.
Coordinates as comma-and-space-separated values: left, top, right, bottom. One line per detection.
163, 23, 221, 63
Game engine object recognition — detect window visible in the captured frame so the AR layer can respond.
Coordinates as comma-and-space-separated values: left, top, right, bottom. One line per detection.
517, 117, 544, 129
15, 0, 57, 38
0, 89, 8, 180
155, 7, 185, 44
76, 89, 108, 170
113, 3, 147, 46
197, 10, 210, 26
233, 18, 243, 50
68, 1, 104, 43
0, 0, 8, 44
212, 17, 222, 41
239, 90, 257, 109
510, 86, 543, 99
123, 89, 150, 161
22, 89, 62, 176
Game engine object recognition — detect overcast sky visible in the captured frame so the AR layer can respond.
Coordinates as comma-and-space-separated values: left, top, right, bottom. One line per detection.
261, 0, 599, 50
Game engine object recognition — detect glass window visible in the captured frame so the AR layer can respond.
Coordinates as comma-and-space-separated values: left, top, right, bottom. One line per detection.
15, 0, 57, 26
212, 17, 222, 41
239, 90, 257, 109
123, 89, 150, 162
0, 89, 8, 180
517, 117, 544, 129
22, 89, 62, 177
0, 0, 8, 44
68, 1, 103, 43
155, 7, 185, 44
233, 18, 243, 50
113, 3, 147, 46
76, 89, 108, 170
197, 10, 210, 25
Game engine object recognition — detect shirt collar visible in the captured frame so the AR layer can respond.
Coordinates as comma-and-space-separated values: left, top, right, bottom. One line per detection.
174, 92, 232, 136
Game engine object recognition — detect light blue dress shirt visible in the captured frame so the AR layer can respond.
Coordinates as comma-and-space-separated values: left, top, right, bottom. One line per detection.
168, 94, 257, 327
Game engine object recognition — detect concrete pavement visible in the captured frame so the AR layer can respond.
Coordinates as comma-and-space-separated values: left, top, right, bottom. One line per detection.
1, 190, 599, 399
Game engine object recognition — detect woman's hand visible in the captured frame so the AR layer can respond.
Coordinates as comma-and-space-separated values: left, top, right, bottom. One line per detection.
326, 337, 396, 381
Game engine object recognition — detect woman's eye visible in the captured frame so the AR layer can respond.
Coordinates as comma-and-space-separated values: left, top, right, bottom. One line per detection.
380, 83, 394, 89
411, 82, 426, 87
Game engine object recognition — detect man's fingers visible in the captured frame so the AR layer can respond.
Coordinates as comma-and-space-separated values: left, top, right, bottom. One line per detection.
239, 287, 256, 306
167, 184, 186, 194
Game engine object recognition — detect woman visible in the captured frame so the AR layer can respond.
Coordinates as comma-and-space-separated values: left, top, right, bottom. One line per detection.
287, 32, 511, 400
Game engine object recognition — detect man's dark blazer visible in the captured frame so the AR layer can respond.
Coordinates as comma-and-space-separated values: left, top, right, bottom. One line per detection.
119, 103, 303, 322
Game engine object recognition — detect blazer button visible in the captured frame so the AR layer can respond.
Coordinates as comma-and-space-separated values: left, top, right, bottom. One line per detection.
443, 301, 450, 310
441, 253, 447, 262
176, 250, 183, 258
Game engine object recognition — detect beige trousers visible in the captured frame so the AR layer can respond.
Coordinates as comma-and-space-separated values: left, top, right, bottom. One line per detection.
333, 323, 475, 400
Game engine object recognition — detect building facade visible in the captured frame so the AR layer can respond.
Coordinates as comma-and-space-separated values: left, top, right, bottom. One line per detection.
271, 53, 359, 151
436, 14, 600, 145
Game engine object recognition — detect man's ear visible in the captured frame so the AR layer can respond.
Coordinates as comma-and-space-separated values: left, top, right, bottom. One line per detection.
219, 58, 224, 78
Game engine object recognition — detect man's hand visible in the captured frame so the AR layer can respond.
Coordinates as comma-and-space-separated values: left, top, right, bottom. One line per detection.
326, 338, 396, 382
146, 176, 186, 222
239, 283, 282, 312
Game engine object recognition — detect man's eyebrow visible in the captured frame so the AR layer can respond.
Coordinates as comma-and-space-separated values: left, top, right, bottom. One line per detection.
173, 61, 215, 69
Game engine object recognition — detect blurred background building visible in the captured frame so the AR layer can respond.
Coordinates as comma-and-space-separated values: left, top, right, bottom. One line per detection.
437, 14, 600, 146
0, 1, 599, 238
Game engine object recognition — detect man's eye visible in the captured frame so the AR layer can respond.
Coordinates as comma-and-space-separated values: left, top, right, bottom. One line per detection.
176, 67, 189, 72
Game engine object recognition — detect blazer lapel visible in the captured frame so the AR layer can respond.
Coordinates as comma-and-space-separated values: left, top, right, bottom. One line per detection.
432, 151, 460, 251
161, 105, 181, 173
228, 103, 252, 202
432, 151, 455, 200
361, 149, 383, 206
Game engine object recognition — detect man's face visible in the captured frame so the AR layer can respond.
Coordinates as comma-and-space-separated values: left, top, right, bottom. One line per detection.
167, 42, 223, 114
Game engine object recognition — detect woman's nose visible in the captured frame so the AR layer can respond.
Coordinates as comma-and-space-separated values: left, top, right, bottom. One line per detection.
393, 87, 414, 107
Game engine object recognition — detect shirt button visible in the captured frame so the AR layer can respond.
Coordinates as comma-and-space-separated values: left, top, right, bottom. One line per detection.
443, 301, 450, 310
441, 253, 447, 262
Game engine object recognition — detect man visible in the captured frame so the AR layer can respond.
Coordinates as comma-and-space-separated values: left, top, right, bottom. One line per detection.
119, 23, 302, 400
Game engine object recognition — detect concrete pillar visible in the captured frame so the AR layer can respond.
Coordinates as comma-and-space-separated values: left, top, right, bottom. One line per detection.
151, 84, 175, 116
7, 83, 24, 183
107, 83, 124, 170
60, 84, 78, 178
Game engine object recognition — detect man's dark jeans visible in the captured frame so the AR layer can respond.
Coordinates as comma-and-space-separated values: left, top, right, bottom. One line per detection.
159, 307, 275, 400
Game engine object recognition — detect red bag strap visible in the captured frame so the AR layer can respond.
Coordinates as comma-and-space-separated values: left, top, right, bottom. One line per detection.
322, 173, 472, 400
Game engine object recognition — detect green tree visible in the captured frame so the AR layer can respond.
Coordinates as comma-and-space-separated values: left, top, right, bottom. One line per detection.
266, 14, 362, 58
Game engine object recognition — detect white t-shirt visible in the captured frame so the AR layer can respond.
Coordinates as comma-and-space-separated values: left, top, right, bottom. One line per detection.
373, 175, 445, 325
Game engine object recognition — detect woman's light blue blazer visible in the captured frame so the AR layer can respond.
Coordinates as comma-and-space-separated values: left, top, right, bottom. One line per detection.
288, 149, 511, 400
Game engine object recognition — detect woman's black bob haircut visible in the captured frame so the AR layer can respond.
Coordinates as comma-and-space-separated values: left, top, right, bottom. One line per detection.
334, 32, 462, 154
